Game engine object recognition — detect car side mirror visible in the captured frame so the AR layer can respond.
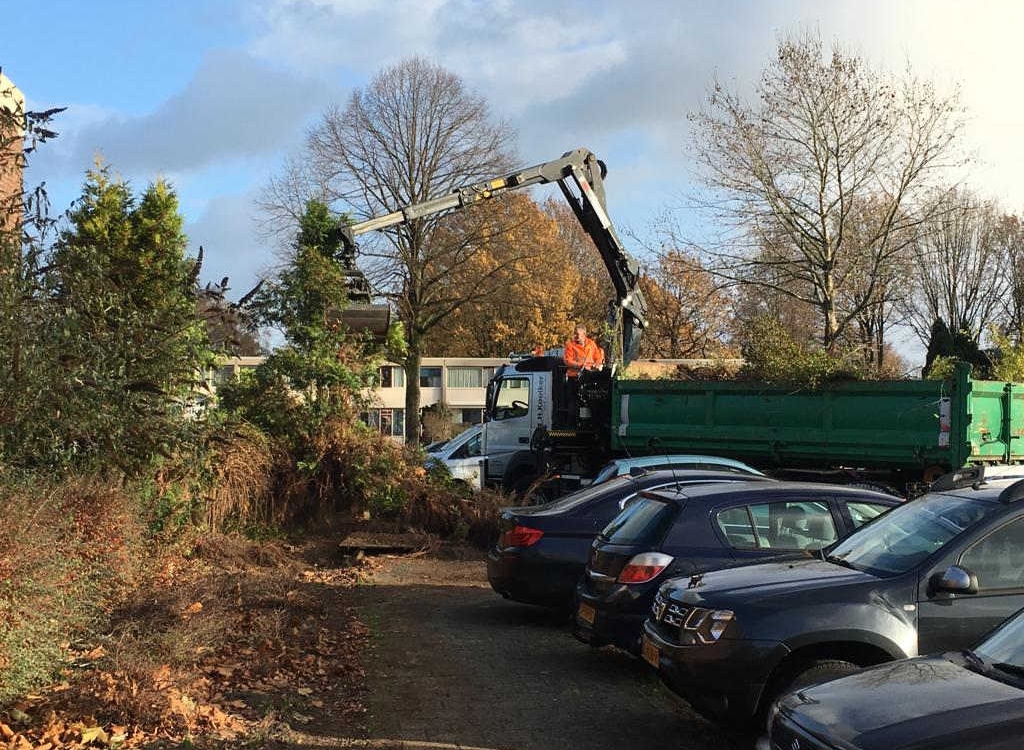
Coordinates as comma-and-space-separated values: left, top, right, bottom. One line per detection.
929, 565, 979, 596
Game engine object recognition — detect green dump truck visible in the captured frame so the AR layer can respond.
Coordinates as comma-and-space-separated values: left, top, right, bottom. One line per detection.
481, 361, 1024, 496
331, 145, 1023, 494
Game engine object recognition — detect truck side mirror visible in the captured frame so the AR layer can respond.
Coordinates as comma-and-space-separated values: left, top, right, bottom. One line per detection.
928, 565, 979, 596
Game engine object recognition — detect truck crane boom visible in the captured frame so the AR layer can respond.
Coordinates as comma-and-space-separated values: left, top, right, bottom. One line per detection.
341, 148, 648, 364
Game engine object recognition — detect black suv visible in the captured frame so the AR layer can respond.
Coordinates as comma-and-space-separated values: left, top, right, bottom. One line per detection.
642, 468, 1024, 726
760, 605, 1024, 750
574, 483, 899, 654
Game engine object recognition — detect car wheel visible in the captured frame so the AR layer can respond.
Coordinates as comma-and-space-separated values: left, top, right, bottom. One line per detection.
754, 659, 859, 728
782, 659, 859, 694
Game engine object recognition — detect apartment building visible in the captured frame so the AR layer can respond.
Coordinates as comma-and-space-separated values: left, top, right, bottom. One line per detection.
367, 357, 509, 440
207, 355, 510, 442
0, 71, 24, 237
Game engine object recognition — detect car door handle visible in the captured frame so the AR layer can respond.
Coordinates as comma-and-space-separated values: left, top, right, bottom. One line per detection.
519, 437, 529, 444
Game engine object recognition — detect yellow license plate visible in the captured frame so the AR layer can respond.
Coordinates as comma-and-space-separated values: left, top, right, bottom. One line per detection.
642, 636, 659, 669
577, 602, 596, 624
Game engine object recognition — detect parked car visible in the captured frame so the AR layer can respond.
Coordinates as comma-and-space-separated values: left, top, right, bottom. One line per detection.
575, 483, 899, 654
590, 455, 765, 485
759, 605, 1024, 750
425, 424, 483, 489
487, 470, 772, 609
641, 467, 1024, 727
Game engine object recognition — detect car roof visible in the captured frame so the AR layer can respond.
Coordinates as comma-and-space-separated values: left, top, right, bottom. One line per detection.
619, 468, 773, 485
928, 476, 1024, 504
607, 454, 764, 475
642, 480, 901, 504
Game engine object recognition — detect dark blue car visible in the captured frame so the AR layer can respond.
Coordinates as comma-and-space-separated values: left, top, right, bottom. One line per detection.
487, 469, 772, 609
575, 482, 900, 654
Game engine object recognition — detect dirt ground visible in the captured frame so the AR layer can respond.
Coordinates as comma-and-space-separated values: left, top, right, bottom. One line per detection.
339, 548, 745, 750
1, 536, 748, 749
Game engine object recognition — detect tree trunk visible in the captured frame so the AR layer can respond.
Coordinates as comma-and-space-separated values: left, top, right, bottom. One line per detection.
875, 324, 885, 375
822, 273, 839, 351
403, 343, 422, 445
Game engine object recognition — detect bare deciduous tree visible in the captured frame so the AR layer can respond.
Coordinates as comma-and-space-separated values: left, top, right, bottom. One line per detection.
993, 214, 1024, 342
267, 57, 515, 443
904, 190, 1008, 347
639, 250, 733, 358
689, 31, 966, 353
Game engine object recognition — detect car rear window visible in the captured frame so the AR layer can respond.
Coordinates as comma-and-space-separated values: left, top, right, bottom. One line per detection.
601, 496, 677, 545
535, 475, 635, 514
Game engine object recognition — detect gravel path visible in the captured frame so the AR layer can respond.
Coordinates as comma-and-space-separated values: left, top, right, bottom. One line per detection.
349, 552, 746, 750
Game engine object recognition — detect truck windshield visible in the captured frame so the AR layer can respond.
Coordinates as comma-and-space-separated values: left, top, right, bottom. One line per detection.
826, 493, 999, 577
491, 377, 530, 421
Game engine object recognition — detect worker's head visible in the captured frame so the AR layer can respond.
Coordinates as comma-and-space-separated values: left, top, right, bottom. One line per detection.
573, 324, 588, 345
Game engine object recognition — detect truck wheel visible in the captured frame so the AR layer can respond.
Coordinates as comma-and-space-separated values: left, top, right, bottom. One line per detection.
511, 472, 536, 494
845, 481, 901, 497
512, 475, 561, 504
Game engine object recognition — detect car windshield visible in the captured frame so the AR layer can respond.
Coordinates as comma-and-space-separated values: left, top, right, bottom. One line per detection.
826, 493, 999, 577
600, 496, 677, 545
976, 609, 1024, 673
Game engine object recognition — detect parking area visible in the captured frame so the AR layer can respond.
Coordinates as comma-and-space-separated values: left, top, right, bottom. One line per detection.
352, 553, 745, 750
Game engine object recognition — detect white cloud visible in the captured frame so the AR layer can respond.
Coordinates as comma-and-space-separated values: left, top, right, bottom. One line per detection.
32, 49, 335, 180
27, 0, 1024, 368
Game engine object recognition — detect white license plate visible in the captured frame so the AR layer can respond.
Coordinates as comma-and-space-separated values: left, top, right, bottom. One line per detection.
641, 636, 659, 668
577, 602, 596, 625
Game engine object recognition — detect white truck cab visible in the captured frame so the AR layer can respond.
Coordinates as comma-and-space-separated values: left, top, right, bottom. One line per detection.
481, 367, 553, 481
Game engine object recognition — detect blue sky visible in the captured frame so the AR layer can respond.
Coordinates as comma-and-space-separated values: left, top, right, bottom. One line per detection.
8, 0, 1024, 365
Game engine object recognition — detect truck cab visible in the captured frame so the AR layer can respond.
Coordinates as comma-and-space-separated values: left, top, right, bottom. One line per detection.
482, 355, 613, 492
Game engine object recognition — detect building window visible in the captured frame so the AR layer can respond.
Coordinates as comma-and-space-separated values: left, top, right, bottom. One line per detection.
363, 408, 406, 438
447, 366, 485, 388
214, 366, 236, 386
379, 365, 405, 388
460, 408, 483, 425
419, 366, 442, 388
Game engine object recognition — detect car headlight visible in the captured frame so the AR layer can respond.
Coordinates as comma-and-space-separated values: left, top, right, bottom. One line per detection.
679, 607, 734, 645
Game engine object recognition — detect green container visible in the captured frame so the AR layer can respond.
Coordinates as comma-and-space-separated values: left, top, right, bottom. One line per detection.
611, 365, 1024, 477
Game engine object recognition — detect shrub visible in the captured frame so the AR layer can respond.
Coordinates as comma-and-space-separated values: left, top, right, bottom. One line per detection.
739, 316, 865, 387
0, 474, 147, 704
988, 329, 1024, 382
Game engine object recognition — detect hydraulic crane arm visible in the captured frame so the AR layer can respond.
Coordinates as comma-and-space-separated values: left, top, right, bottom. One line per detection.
341, 148, 648, 364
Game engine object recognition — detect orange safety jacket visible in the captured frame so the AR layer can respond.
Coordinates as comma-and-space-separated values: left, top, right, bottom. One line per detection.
563, 337, 605, 377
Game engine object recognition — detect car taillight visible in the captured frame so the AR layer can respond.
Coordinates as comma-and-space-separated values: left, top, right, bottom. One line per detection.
617, 552, 674, 584
501, 524, 544, 548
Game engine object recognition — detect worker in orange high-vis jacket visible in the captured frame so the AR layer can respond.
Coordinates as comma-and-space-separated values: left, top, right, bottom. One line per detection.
563, 323, 605, 377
